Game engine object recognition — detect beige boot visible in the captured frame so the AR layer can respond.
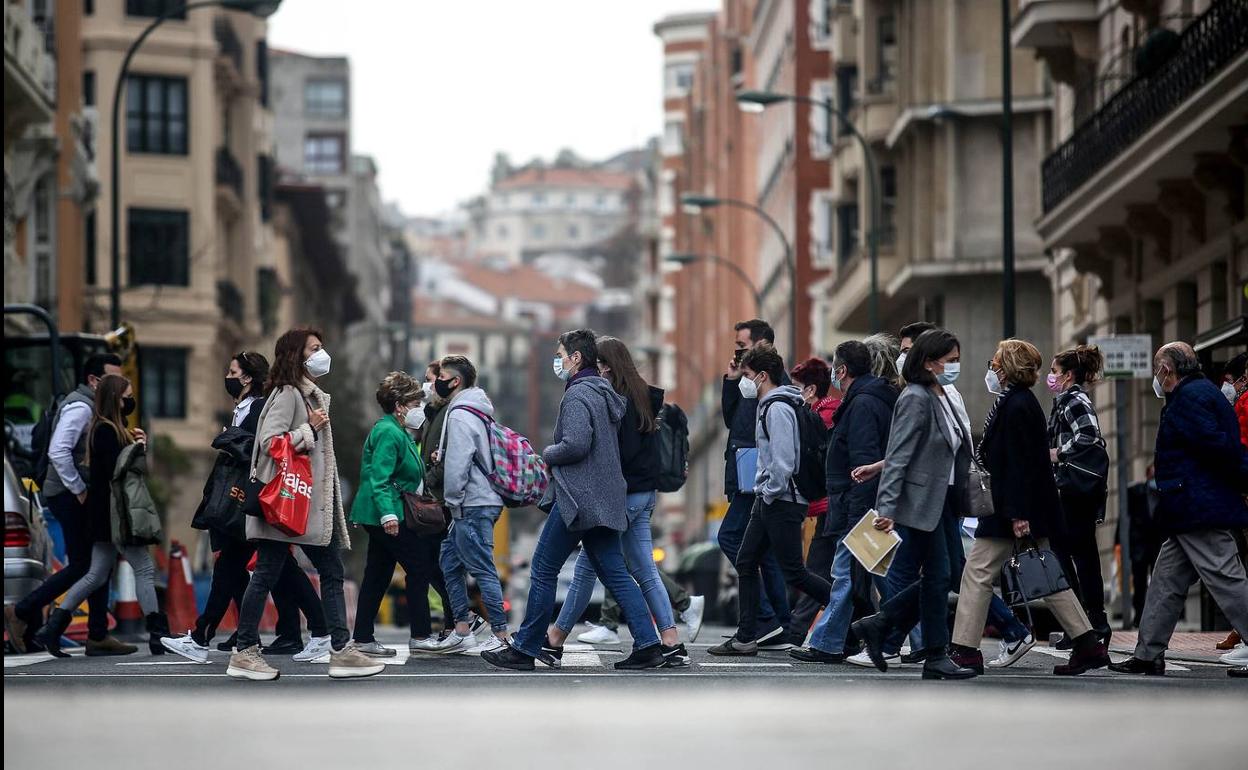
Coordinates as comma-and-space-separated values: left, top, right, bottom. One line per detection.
226, 644, 280, 681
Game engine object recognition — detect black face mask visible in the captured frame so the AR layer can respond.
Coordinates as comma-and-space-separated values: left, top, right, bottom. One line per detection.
121, 396, 137, 417
433, 377, 456, 399
225, 377, 246, 400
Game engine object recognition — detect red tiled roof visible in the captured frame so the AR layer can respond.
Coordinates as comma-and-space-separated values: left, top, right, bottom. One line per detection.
453, 262, 599, 306
410, 295, 524, 332
495, 167, 635, 192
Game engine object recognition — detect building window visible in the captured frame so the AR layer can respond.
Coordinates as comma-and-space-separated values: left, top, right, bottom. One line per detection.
837, 203, 859, 264
84, 0, 94, 14
257, 267, 280, 335
141, 347, 188, 419
532, 192, 546, 206
567, 224, 580, 239
531, 223, 546, 239
125, 0, 185, 19
835, 66, 858, 139
664, 63, 695, 94
32, 176, 54, 310
257, 154, 273, 222
662, 119, 684, 155
83, 70, 95, 106
126, 75, 188, 155
255, 40, 269, 107
128, 208, 189, 286
305, 79, 346, 117
304, 133, 344, 174
880, 165, 897, 244
85, 210, 97, 285
872, 14, 898, 93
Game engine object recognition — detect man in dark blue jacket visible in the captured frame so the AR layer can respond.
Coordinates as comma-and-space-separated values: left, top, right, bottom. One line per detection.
791, 341, 898, 662
1111, 342, 1248, 676
719, 319, 791, 647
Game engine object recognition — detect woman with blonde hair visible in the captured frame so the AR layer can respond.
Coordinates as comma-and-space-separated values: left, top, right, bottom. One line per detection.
948, 339, 1110, 676
32, 374, 167, 656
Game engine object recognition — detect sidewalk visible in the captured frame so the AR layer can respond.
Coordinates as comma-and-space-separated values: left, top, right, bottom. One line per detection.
1108, 630, 1238, 664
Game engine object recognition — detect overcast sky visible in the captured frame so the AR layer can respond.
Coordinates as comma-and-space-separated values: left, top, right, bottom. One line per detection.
267, 0, 718, 218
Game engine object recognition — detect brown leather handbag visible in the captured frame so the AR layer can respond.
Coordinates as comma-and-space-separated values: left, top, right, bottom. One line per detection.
401, 489, 448, 535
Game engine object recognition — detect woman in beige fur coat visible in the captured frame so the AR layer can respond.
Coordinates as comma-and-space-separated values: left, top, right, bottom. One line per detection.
226, 328, 384, 682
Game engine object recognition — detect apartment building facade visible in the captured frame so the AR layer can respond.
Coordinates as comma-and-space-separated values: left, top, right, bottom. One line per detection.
1014, 0, 1247, 624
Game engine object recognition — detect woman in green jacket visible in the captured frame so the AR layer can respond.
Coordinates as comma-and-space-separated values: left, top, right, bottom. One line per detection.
349, 371, 441, 656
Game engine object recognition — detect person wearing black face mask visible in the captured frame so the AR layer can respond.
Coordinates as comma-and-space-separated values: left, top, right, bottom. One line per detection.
163, 353, 331, 663
33, 374, 168, 657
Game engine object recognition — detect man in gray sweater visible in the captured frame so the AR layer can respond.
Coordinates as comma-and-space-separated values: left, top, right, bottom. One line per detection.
710, 345, 833, 656
483, 330, 666, 672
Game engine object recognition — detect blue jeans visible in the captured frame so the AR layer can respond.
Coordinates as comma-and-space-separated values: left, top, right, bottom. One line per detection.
513, 504, 660, 658
809, 540, 855, 654
440, 506, 508, 632
555, 491, 676, 634
717, 492, 790, 631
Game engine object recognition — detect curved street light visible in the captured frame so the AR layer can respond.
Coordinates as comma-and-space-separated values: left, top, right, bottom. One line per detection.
665, 253, 763, 317
678, 192, 798, 356
109, 0, 283, 328
736, 89, 883, 334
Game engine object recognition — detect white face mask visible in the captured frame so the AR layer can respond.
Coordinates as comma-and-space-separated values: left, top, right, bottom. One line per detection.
553, 355, 571, 381
305, 348, 331, 378
404, 406, 427, 430
1152, 376, 1166, 399
421, 381, 434, 400
985, 367, 1004, 396
936, 361, 960, 387
895, 352, 907, 373
1222, 381, 1238, 403
738, 374, 759, 400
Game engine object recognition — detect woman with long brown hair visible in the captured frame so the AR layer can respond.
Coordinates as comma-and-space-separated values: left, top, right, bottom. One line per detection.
226, 328, 383, 681
545, 336, 691, 666
32, 374, 167, 656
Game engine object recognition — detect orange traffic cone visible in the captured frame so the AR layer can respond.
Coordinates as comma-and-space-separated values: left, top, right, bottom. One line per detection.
165, 541, 198, 635
112, 557, 144, 635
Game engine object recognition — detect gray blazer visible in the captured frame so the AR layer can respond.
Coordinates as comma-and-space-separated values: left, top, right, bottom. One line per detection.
874, 383, 971, 532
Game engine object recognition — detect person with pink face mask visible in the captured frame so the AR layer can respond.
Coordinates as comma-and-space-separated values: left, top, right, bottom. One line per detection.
1046, 344, 1112, 648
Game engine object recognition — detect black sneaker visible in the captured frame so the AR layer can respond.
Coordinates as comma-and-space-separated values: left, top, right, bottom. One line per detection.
537, 642, 563, 669
614, 645, 665, 670
788, 647, 845, 664
661, 643, 691, 668
481, 642, 535, 671
469, 614, 487, 636
261, 636, 304, 656
755, 625, 792, 651
1054, 633, 1074, 651
901, 646, 939, 665
217, 631, 238, 653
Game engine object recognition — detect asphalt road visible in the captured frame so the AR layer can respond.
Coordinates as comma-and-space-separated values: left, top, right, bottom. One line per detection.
6, 626, 1245, 768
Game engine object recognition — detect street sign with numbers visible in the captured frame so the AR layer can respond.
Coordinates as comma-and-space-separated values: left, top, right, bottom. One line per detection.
1089, 334, 1152, 379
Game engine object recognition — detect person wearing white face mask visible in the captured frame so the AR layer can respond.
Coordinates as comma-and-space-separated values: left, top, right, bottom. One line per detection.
228, 328, 384, 681
348, 372, 442, 656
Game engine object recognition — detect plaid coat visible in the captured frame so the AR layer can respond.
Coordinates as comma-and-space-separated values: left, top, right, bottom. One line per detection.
1047, 385, 1102, 461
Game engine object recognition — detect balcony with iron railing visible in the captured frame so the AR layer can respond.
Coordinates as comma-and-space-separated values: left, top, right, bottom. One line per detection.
1040, 0, 1248, 213
213, 16, 243, 73
215, 146, 243, 198
216, 279, 245, 320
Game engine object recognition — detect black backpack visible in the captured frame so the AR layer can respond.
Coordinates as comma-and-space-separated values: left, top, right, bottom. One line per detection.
655, 403, 689, 493
759, 396, 829, 502
27, 397, 62, 486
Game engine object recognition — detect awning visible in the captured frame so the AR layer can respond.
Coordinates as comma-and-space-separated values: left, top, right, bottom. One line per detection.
1193, 314, 1247, 353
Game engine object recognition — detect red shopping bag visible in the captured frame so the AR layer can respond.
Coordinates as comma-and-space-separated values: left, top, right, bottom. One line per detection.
258, 434, 312, 537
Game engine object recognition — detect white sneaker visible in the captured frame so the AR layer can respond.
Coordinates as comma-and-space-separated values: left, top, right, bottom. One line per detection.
847, 650, 899, 668
1220, 645, 1248, 666
160, 631, 210, 664
428, 630, 476, 654
682, 596, 705, 643
475, 635, 506, 654
409, 637, 440, 653
577, 623, 621, 645
292, 635, 333, 662
988, 634, 1036, 668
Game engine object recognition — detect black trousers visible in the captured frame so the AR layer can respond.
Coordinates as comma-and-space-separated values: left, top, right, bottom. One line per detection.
16, 492, 108, 640
1055, 488, 1109, 633
353, 524, 452, 642
785, 514, 839, 645
193, 536, 327, 645
878, 490, 960, 655
735, 498, 832, 643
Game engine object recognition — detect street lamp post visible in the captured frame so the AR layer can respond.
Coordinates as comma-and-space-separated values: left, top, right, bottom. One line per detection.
108, 0, 282, 329
1000, 0, 1017, 339
678, 192, 798, 357
736, 89, 883, 334
665, 253, 764, 317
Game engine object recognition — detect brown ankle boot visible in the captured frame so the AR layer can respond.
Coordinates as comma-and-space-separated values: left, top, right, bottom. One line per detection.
1053, 632, 1110, 676
86, 635, 138, 657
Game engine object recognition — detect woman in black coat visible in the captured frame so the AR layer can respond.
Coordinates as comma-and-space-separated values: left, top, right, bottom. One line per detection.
948, 339, 1110, 677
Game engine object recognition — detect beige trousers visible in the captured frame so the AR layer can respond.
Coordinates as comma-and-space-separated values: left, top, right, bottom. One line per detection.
952, 535, 1092, 648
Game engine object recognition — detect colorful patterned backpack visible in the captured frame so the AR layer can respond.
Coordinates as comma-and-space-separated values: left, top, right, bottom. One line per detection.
452, 405, 549, 508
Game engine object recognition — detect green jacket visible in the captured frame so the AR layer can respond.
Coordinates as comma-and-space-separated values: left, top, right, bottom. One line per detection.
350, 414, 425, 526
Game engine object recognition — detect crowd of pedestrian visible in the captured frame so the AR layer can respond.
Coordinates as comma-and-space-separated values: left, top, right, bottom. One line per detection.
4, 320, 1244, 681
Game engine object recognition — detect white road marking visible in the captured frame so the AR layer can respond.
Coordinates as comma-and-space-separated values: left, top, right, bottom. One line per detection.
1029, 645, 1190, 671
116, 660, 209, 666
697, 662, 794, 667
4, 652, 71, 668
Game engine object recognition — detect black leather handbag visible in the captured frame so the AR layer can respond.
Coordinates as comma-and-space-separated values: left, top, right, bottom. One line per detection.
1001, 538, 1071, 607
1055, 440, 1110, 496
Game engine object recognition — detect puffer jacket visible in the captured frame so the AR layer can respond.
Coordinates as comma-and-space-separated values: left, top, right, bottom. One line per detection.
110, 442, 163, 546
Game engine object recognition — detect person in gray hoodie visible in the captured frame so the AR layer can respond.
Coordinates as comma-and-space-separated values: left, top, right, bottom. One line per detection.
482, 330, 665, 672
710, 345, 833, 656
427, 355, 509, 654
